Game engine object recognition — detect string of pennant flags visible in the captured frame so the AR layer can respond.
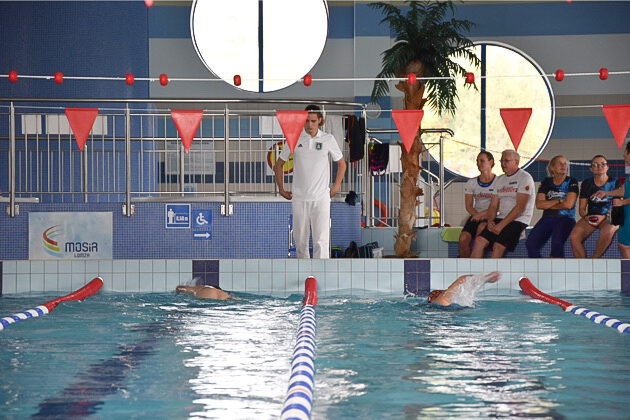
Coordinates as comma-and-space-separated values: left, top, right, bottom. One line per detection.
62, 104, 630, 155
3, 69, 630, 86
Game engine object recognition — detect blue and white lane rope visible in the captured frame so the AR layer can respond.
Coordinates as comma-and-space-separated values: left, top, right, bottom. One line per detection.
0, 277, 103, 333
565, 305, 630, 334
0, 306, 50, 331
281, 304, 316, 419
520, 277, 630, 335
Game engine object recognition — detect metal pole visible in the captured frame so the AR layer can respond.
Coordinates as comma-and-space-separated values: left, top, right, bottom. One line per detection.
83, 145, 88, 202
439, 135, 445, 226
8, 102, 16, 217
362, 107, 370, 227
223, 104, 231, 216
124, 104, 132, 216
179, 144, 185, 196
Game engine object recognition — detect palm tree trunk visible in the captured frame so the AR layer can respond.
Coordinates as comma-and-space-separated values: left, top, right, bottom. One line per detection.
393, 60, 426, 257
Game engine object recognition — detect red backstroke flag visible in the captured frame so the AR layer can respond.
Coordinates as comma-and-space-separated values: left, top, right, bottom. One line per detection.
171, 110, 203, 153
500, 108, 532, 151
392, 110, 424, 153
602, 104, 630, 149
276, 111, 308, 154
65, 108, 98, 152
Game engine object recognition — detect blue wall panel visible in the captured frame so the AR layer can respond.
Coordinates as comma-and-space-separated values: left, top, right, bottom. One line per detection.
0, 1, 149, 99
0, 202, 361, 260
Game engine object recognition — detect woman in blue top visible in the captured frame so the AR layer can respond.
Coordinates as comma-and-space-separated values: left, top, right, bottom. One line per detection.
569, 155, 619, 258
526, 155, 578, 258
592, 143, 630, 257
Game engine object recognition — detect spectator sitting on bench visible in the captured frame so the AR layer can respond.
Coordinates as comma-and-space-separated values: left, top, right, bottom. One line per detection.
526, 155, 578, 258
458, 151, 497, 257
570, 155, 619, 258
471, 150, 535, 258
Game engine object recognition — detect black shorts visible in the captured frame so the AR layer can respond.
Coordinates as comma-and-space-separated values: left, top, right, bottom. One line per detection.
480, 218, 528, 251
462, 216, 485, 236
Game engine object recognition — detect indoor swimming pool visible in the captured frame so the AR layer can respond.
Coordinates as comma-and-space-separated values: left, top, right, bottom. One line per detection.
1, 290, 629, 418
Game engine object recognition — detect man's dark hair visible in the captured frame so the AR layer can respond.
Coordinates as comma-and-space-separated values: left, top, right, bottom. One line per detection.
305, 104, 323, 121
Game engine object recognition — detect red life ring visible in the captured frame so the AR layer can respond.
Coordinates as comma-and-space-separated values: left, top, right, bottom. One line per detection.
361, 200, 388, 227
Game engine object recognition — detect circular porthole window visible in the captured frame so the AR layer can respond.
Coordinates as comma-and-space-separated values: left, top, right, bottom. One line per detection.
190, 0, 329, 93
422, 41, 555, 177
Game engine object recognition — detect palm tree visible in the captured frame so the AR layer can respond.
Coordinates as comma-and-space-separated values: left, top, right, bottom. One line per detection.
370, 1, 479, 257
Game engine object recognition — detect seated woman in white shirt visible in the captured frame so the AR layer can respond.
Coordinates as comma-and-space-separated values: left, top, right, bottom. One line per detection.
458, 151, 497, 257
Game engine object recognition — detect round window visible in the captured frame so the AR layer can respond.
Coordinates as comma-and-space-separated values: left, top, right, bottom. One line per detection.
422, 42, 555, 177
190, 0, 329, 93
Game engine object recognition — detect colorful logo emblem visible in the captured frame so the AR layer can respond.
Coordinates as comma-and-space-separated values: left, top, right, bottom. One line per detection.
42, 225, 63, 258
266, 141, 294, 175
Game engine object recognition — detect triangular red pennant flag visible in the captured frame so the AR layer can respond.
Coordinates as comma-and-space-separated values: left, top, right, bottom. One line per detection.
65, 108, 98, 152
171, 110, 203, 153
392, 110, 424, 153
500, 108, 532, 151
602, 104, 630, 149
276, 110, 308, 154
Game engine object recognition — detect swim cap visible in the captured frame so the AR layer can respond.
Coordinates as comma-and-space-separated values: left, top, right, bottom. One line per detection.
428, 290, 444, 302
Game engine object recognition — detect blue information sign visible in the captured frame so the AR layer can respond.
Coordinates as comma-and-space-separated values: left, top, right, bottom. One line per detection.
165, 204, 191, 229
192, 209, 212, 240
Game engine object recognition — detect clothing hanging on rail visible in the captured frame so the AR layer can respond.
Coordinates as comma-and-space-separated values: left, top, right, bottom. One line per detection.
324, 114, 345, 151
346, 115, 365, 162
369, 142, 389, 175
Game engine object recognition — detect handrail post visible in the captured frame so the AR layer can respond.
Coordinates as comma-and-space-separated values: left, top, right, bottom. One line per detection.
223, 104, 231, 216
8, 102, 17, 217
179, 140, 185, 197
439, 135, 445, 226
123, 104, 133, 216
83, 146, 88, 203
362, 107, 370, 227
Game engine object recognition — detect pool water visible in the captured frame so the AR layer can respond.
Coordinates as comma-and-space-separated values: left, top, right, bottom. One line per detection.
1, 291, 629, 419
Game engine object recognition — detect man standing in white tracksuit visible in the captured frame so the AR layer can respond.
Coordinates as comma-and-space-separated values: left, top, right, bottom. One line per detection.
274, 105, 347, 258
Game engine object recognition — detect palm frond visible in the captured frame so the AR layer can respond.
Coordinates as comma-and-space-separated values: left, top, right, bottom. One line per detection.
370, 1, 480, 115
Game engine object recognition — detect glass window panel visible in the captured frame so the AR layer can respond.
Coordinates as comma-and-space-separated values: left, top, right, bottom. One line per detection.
421, 43, 553, 178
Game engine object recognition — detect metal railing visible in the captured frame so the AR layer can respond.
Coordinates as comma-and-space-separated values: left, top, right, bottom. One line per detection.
2, 98, 456, 226
364, 127, 454, 227
1, 98, 366, 217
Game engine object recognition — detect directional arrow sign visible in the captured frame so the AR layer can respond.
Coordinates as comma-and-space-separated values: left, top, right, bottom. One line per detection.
193, 232, 211, 240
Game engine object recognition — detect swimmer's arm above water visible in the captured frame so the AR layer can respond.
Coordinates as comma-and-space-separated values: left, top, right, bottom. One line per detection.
431, 272, 500, 306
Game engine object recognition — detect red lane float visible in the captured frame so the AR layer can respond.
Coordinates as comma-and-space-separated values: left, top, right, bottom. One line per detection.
519, 277, 571, 310
303, 276, 318, 306
519, 277, 630, 335
0, 277, 103, 332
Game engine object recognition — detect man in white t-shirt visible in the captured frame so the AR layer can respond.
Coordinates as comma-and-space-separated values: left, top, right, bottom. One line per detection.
274, 105, 347, 259
471, 150, 535, 258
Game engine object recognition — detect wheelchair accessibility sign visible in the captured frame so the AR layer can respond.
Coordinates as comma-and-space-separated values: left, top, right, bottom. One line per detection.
193, 209, 212, 240
165, 204, 190, 229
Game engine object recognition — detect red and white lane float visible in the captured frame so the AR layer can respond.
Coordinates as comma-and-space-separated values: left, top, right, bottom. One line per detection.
0, 277, 103, 332
281, 276, 318, 420
519, 277, 630, 335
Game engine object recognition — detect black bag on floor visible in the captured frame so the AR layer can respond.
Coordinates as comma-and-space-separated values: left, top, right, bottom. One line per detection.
344, 241, 359, 258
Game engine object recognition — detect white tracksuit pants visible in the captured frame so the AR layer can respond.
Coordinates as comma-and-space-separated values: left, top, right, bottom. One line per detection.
292, 197, 330, 259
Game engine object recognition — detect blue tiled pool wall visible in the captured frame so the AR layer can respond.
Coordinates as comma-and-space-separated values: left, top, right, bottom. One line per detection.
1, 258, 626, 296
0, 201, 361, 260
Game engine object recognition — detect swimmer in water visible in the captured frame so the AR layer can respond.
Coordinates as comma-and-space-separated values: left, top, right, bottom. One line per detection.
176, 285, 231, 300
428, 271, 500, 307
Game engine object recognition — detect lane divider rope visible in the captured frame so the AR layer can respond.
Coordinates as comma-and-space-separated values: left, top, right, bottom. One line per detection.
281, 276, 318, 420
0, 277, 103, 332
519, 277, 630, 335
